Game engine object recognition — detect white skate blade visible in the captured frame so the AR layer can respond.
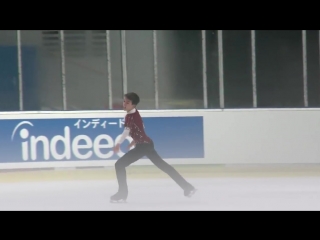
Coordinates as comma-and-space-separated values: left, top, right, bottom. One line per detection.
110, 199, 127, 203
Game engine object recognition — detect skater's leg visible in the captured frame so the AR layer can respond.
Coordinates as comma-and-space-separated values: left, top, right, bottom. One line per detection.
145, 147, 194, 191
114, 145, 145, 198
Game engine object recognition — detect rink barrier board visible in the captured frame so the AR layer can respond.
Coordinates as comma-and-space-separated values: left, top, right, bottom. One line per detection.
0, 110, 204, 169
1, 108, 320, 170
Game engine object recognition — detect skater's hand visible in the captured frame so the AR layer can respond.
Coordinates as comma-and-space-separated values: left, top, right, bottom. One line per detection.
128, 140, 135, 149
113, 143, 120, 153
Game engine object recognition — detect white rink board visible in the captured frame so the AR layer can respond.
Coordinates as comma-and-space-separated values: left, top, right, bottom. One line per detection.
0, 108, 319, 169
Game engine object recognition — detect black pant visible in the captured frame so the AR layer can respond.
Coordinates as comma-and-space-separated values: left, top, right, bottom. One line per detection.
115, 141, 193, 195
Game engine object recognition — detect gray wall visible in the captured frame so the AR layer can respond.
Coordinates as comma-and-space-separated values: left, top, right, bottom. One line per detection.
0, 30, 319, 111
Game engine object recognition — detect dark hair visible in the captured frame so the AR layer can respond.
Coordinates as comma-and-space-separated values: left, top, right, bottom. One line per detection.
124, 92, 140, 105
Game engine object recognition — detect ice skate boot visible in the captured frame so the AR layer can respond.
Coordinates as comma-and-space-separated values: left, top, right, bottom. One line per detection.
110, 192, 127, 203
184, 186, 197, 198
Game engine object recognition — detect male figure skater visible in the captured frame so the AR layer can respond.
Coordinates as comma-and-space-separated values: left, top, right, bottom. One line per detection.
111, 92, 196, 202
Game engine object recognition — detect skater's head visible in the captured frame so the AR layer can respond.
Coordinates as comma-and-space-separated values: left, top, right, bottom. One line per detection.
123, 92, 140, 112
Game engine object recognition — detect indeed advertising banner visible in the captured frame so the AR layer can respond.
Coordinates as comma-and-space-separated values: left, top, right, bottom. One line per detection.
0, 116, 204, 163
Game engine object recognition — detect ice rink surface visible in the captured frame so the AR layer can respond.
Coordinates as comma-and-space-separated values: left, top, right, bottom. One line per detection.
1, 177, 320, 210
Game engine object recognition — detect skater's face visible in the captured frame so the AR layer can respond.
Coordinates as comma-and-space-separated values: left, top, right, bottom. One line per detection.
123, 97, 135, 112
